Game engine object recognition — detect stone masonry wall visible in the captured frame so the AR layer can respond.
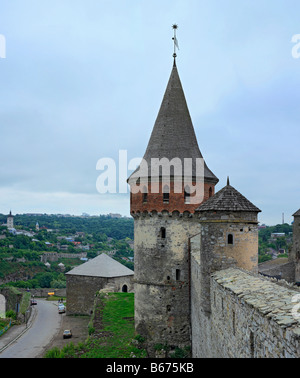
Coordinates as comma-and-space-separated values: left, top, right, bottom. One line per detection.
191, 266, 300, 358
66, 275, 134, 315
133, 211, 200, 354
66, 275, 107, 315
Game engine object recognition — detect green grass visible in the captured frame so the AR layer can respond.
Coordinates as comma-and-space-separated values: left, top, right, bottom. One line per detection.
44, 292, 146, 358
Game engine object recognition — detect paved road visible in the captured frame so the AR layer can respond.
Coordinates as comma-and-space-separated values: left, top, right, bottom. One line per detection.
0, 299, 62, 358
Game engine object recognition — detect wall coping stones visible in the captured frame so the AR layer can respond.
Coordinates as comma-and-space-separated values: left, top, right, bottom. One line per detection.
212, 267, 300, 337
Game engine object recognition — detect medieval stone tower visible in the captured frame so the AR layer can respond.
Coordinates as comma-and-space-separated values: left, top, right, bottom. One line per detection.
191, 178, 261, 316
127, 57, 218, 353
291, 209, 300, 282
7, 211, 14, 229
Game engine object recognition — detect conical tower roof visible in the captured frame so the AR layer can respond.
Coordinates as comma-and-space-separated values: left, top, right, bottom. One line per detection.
196, 180, 261, 213
128, 62, 218, 184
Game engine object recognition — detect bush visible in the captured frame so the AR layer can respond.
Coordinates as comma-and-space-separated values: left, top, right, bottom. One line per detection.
170, 346, 191, 358
135, 334, 145, 343
88, 326, 95, 335
6, 310, 16, 320
44, 347, 65, 358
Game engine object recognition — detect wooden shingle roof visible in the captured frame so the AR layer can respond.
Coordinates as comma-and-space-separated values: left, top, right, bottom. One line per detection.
128, 62, 218, 184
196, 181, 261, 213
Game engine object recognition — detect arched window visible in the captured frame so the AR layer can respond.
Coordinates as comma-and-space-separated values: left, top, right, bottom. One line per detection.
184, 186, 190, 204
122, 285, 128, 293
227, 234, 234, 245
209, 187, 213, 198
163, 185, 170, 203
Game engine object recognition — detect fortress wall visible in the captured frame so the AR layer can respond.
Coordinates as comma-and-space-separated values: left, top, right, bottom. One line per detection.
191, 266, 300, 358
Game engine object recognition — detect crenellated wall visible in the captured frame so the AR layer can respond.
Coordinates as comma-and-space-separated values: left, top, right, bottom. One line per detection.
130, 180, 216, 215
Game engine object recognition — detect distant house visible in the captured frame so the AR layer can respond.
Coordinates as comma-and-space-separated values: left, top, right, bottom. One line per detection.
58, 262, 65, 271
65, 253, 134, 315
58, 244, 69, 251
271, 233, 285, 238
76, 232, 85, 237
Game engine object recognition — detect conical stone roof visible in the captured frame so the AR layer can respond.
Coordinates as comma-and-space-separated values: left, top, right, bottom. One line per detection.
128, 62, 218, 184
293, 209, 300, 217
196, 182, 261, 213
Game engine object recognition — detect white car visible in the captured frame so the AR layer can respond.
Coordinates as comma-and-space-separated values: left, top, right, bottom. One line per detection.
58, 304, 65, 314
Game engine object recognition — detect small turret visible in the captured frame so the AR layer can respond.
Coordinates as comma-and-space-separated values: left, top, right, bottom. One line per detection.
193, 180, 261, 313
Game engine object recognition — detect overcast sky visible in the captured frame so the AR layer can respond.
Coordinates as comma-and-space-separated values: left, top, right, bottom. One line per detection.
0, 0, 299, 225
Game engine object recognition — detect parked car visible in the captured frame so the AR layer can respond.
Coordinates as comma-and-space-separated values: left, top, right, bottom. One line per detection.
63, 329, 72, 339
30, 300, 37, 305
58, 305, 65, 314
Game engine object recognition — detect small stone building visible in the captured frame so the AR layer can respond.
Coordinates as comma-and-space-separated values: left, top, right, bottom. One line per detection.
65, 253, 134, 315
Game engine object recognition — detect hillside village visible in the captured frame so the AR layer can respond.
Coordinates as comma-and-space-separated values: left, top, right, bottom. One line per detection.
0, 208, 297, 359
0, 213, 134, 289
0, 211, 294, 290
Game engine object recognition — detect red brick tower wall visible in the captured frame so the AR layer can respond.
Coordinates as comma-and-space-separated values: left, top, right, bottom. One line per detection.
130, 181, 216, 214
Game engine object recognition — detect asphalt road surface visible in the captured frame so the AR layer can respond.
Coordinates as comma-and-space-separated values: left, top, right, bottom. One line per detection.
0, 299, 62, 358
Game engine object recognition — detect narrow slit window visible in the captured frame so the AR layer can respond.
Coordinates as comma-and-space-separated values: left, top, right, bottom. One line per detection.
250, 331, 255, 358
209, 187, 213, 198
176, 269, 181, 281
227, 234, 234, 245
160, 227, 166, 239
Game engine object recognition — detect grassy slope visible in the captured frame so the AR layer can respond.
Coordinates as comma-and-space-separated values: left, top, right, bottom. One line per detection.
44, 292, 146, 358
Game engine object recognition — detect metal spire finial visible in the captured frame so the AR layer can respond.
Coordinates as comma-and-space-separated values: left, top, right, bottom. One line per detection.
172, 24, 179, 63
227, 176, 230, 186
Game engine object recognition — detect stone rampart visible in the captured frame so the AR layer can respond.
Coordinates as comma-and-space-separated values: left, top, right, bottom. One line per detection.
191, 266, 300, 358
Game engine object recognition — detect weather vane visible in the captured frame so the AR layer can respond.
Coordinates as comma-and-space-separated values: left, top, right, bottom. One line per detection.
172, 24, 179, 60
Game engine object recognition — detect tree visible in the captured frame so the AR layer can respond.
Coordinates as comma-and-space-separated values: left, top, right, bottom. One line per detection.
37, 273, 53, 288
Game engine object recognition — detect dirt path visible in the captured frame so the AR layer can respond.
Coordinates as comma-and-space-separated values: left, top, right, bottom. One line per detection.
38, 310, 90, 357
